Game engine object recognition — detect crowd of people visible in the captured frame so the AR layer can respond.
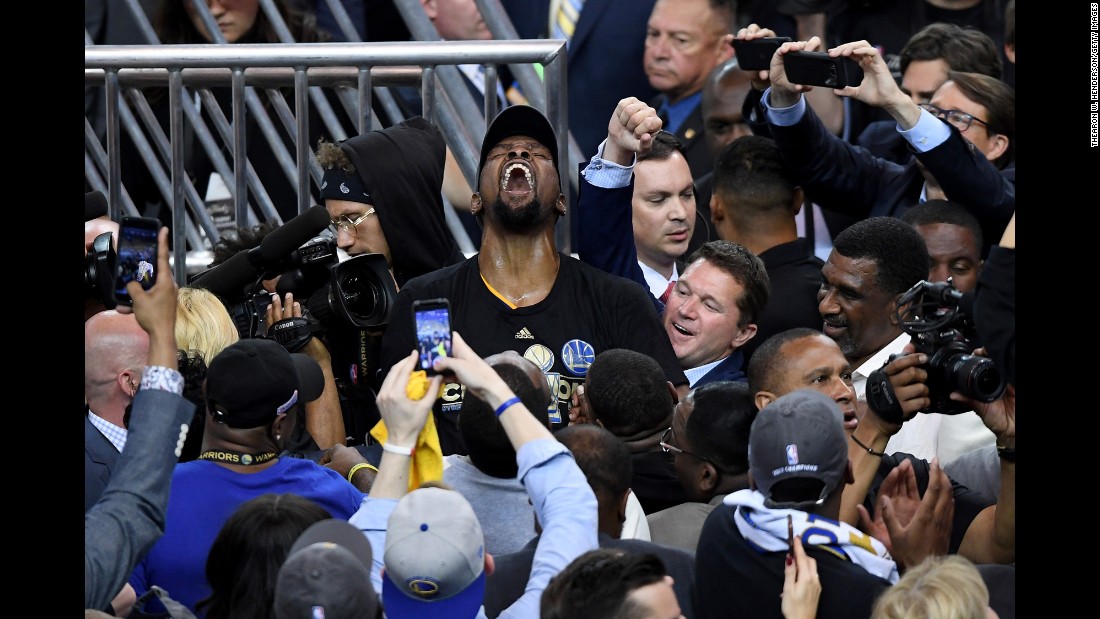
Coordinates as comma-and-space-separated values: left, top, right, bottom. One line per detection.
86, 0, 1016, 617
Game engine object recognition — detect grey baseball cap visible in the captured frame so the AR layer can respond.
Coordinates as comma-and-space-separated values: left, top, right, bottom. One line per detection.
749, 389, 848, 509
382, 487, 486, 618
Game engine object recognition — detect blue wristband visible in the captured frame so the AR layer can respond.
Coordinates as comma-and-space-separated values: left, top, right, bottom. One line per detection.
494, 396, 522, 417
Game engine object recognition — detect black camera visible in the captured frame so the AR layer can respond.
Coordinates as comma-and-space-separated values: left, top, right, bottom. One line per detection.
305, 253, 398, 331
85, 231, 118, 310
867, 280, 1006, 421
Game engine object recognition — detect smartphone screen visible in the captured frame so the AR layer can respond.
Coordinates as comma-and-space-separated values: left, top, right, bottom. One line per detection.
732, 37, 791, 71
114, 216, 161, 306
412, 298, 452, 376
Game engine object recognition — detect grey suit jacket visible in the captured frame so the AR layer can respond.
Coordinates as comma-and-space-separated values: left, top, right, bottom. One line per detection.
84, 388, 195, 611
647, 493, 728, 553
85, 413, 120, 513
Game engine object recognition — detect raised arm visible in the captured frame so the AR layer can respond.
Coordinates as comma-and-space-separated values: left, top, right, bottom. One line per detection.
437, 333, 599, 617
85, 228, 195, 611
575, 97, 665, 304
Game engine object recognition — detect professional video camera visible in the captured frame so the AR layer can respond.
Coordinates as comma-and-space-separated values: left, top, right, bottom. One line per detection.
188, 206, 398, 352
866, 279, 1006, 422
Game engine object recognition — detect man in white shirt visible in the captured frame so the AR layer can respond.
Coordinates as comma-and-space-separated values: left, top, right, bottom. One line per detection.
819, 217, 995, 464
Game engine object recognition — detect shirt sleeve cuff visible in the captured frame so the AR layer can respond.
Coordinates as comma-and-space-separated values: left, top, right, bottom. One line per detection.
581, 139, 635, 188
140, 365, 184, 395
900, 108, 951, 152
762, 88, 807, 126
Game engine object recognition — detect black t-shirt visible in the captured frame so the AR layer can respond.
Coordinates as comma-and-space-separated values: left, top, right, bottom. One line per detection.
868, 452, 993, 554
694, 503, 891, 619
380, 254, 688, 455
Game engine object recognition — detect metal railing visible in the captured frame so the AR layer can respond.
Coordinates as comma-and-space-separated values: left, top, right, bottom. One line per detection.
85, 39, 569, 283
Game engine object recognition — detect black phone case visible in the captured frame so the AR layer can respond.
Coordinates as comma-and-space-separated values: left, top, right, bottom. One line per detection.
732, 37, 791, 71
783, 51, 864, 89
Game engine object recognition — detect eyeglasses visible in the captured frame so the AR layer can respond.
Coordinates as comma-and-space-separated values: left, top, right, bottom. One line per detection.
919, 103, 989, 132
328, 208, 375, 238
660, 427, 714, 466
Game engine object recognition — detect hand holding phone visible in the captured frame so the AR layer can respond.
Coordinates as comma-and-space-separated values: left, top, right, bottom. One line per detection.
114, 216, 162, 307
412, 298, 453, 376
732, 37, 791, 71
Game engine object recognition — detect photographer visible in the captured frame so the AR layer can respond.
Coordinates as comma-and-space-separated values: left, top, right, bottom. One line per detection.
198, 220, 348, 453
816, 217, 996, 465
85, 190, 119, 322
848, 343, 1015, 567
745, 328, 1014, 568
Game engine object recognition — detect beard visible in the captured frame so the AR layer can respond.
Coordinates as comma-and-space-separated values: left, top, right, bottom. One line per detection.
489, 193, 547, 234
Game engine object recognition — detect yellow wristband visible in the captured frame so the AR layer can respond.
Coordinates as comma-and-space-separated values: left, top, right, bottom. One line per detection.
347, 462, 378, 483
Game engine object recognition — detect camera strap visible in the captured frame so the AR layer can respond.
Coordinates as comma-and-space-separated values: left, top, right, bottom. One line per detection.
267, 316, 323, 353
865, 364, 905, 425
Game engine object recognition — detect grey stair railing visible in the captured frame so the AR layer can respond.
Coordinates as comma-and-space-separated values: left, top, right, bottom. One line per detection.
85, 39, 569, 283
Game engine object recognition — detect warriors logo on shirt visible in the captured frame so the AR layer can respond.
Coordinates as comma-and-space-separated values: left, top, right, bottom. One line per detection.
524, 344, 555, 372
561, 339, 595, 377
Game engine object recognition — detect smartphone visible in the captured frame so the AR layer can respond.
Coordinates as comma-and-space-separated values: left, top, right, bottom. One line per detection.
114, 216, 161, 306
412, 298, 453, 376
783, 51, 864, 89
787, 514, 795, 557
732, 37, 791, 71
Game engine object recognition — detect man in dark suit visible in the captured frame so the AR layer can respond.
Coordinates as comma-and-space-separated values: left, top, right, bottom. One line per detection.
576, 97, 769, 389
644, 0, 736, 181
708, 135, 824, 364
855, 22, 1004, 166
484, 424, 698, 618
551, 0, 660, 163
85, 309, 150, 512
755, 38, 1014, 257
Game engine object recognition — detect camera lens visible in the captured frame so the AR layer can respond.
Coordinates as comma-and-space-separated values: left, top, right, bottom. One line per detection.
339, 273, 379, 318
948, 354, 1006, 403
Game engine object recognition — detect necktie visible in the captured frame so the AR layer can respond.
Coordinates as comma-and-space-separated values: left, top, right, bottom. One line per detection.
552, 0, 586, 47
659, 280, 675, 304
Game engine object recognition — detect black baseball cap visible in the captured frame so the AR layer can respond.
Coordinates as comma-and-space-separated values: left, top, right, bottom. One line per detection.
205, 338, 325, 429
476, 105, 559, 189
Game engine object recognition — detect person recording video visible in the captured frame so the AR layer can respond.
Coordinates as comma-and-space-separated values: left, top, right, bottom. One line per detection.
189, 117, 465, 452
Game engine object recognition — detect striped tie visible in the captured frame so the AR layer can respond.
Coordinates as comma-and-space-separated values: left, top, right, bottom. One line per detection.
552, 0, 586, 46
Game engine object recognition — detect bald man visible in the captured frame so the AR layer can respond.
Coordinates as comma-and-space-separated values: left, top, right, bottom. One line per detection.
85, 309, 150, 511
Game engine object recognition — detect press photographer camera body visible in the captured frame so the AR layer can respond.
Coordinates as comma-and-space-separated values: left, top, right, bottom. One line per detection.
189, 206, 399, 445
190, 206, 397, 344
866, 279, 1006, 424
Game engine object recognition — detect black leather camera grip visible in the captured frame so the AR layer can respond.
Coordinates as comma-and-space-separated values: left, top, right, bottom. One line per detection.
865, 361, 905, 425
267, 316, 323, 353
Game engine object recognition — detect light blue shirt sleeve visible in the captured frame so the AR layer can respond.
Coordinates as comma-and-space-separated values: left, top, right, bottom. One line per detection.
500, 438, 599, 618
898, 108, 951, 153
762, 88, 808, 126
580, 138, 635, 189
348, 496, 398, 596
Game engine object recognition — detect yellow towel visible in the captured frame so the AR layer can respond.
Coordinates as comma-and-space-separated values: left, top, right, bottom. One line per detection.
369, 373, 444, 491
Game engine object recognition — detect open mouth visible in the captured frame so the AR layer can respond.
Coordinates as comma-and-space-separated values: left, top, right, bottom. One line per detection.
670, 322, 693, 337
501, 162, 534, 195
843, 410, 858, 430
